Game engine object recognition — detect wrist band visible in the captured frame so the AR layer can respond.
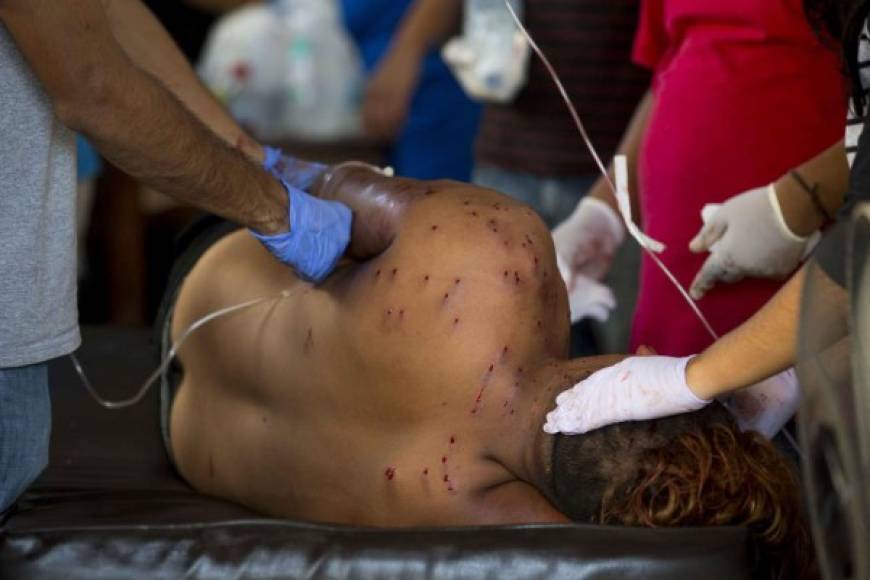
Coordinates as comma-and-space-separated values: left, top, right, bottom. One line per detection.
789, 170, 834, 221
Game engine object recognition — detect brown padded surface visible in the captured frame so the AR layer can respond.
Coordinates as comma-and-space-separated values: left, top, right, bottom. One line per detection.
0, 327, 757, 579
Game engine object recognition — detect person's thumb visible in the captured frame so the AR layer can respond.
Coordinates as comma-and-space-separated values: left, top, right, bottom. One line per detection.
690, 252, 727, 300
689, 216, 727, 254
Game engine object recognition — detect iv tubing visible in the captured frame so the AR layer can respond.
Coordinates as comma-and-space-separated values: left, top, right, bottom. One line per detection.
70, 293, 289, 409
503, 0, 719, 343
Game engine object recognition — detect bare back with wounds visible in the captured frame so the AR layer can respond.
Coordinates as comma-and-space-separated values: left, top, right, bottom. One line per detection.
170, 167, 621, 526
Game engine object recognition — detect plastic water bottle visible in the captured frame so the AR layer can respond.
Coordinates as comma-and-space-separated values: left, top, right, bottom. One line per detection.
443, 0, 528, 103
272, 0, 364, 140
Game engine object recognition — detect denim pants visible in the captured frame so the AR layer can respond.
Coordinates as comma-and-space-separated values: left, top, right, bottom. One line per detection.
472, 164, 595, 228
0, 363, 50, 514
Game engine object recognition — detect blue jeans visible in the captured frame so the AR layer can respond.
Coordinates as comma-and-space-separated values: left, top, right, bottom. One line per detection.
472, 164, 596, 228
0, 363, 50, 514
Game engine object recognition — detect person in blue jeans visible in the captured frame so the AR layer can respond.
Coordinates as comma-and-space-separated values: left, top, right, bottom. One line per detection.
343, 0, 481, 180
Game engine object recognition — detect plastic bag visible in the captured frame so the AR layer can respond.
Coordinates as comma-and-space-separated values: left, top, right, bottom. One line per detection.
198, 0, 364, 141
442, 0, 530, 104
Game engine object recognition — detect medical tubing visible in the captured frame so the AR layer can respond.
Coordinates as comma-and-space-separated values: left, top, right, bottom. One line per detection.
69, 292, 290, 409
503, 0, 718, 342
505, 2, 800, 454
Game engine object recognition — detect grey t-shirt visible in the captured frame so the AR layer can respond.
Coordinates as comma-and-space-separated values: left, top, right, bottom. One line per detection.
0, 24, 79, 367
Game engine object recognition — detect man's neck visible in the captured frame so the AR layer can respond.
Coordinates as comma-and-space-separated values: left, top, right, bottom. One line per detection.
507, 355, 627, 501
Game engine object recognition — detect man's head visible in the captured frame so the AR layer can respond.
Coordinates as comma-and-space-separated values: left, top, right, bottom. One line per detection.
550, 404, 814, 579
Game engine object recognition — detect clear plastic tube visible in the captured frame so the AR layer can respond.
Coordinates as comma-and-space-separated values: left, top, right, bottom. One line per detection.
505, 1, 801, 454
70, 292, 291, 409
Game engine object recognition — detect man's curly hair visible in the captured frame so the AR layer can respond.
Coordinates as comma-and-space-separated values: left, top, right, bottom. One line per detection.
550, 405, 815, 579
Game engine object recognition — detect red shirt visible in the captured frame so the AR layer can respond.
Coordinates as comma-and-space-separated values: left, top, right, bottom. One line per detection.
629, 0, 847, 355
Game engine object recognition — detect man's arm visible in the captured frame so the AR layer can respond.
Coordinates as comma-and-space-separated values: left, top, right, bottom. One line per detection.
362, 0, 462, 139
0, 0, 286, 234
100, 0, 263, 162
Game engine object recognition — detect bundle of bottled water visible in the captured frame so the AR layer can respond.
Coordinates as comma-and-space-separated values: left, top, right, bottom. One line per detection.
198, 0, 363, 142
443, 0, 529, 104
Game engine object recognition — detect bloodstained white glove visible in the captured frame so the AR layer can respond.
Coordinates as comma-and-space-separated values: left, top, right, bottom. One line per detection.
720, 368, 800, 439
688, 184, 818, 300
552, 197, 626, 286
543, 355, 710, 435
557, 253, 616, 323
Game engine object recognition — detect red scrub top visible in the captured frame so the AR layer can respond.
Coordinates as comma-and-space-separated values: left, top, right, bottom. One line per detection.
629, 0, 847, 356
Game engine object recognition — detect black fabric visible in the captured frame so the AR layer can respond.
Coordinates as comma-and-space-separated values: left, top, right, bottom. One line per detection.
815, 107, 870, 287
153, 215, 241, 468
0, 328, 760, 579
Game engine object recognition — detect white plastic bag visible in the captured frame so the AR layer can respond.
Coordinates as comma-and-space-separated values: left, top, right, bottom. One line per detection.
442, 0, 530, 104
198, 0, 364, 141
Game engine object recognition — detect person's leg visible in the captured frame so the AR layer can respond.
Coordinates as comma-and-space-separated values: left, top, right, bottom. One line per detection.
0, 363, 51, 515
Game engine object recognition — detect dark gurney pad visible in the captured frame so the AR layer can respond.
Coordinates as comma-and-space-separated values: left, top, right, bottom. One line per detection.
0, 327, 755, 579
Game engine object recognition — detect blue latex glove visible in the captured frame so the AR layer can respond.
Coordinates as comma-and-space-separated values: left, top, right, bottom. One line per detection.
262, 146, 327, 192
251, 180, 352, 283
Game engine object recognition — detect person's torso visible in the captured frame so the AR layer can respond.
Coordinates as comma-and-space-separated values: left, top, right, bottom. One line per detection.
641, 0, 847, 229
170, 184, 570, 525
0, 24, 79, 367
630, 0, 847, 355
475, 0, 649, 177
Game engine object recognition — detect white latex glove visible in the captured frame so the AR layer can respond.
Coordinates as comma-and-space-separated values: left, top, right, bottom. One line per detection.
543, 355, 710, 435
720, 368, 800, 439
557, 254, 616, 323
552, 197, 626, 286
689, 184, 818, 300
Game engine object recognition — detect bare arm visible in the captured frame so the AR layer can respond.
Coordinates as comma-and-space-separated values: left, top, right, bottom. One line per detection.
773, 139, 848, 236
362, 0, 462, 139
686, 267, 807, 399
101, 0, 264, 162
585, 90, 654, 215
0, 0, 286, 233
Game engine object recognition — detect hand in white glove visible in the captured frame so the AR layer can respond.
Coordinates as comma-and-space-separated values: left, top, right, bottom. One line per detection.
543, 355, 710, 435
552, 197, 626, 287
688, 184, 817, 300
720, 368, 799, 439
557, 254, 616, 323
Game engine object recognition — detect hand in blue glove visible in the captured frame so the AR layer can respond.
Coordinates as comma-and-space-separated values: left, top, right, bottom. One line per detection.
250, 180, 352, 283
262, 146, 328, 192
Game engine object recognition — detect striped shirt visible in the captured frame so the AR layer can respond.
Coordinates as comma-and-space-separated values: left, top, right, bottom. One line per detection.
474, 0, 649, 178
846, 19, 870, 166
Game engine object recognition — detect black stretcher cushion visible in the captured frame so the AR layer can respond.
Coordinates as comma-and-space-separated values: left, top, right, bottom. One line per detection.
0, 327, 757, 579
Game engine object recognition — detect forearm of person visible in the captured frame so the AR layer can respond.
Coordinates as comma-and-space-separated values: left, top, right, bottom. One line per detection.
392, 0, 462, 58
1, 0, 286, 233
587, 90, 654, 217
102, 0, 264, 162
772, 139, 848, 236
686, 266, 806, 399
81, 66, 286, 233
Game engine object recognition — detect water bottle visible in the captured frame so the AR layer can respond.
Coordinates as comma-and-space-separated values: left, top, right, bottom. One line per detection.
443, 0, 529, 103
272, 0, 364, 140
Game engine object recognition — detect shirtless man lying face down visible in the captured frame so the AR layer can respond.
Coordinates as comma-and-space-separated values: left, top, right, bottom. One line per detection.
163, 165, 812, 577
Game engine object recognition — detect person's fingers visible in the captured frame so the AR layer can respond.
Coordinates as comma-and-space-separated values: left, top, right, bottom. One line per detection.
690, 253, 727, 300
636, 345, 657, 355
689, 219, 727, 254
